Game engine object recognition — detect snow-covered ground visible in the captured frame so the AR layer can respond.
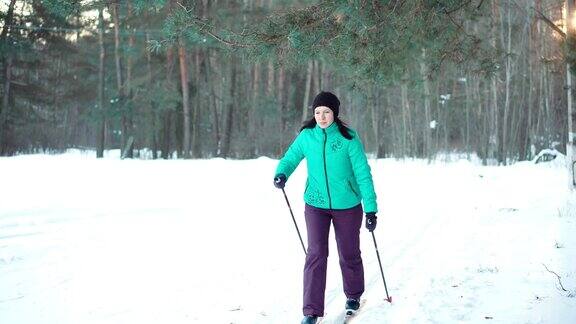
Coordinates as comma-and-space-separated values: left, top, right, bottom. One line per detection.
1, 151, 575, 324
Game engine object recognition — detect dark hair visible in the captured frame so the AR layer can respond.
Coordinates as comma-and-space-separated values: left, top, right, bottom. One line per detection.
300, 117, 353, 140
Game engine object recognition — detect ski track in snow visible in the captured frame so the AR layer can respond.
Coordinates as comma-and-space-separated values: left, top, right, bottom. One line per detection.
0, 152, 575, 324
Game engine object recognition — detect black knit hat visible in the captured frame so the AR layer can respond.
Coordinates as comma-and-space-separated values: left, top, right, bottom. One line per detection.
312, 91, 340, 117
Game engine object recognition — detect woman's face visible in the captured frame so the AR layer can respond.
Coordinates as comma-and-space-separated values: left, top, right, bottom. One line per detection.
314, 106, 334, 129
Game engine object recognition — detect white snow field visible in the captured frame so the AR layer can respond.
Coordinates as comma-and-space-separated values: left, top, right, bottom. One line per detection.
1, 150, 575, 324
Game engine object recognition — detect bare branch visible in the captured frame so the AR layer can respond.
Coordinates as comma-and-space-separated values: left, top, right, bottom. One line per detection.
533, 6, 566, 39
477, 0, 485, 10
542, 263, 568, 292
445, 0, 475, 15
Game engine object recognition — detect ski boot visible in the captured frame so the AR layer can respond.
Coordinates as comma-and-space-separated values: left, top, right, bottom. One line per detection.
301, 315, 318, 324
345, 298, 360, 316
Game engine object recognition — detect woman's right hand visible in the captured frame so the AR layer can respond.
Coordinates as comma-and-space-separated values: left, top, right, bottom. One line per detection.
273, 174, 287, 189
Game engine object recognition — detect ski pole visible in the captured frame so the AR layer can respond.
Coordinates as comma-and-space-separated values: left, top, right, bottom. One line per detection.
371, 231, 392, 303
281, 188, 307, 255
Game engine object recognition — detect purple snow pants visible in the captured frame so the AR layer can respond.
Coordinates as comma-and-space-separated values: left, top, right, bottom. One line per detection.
302, 203, 364, 316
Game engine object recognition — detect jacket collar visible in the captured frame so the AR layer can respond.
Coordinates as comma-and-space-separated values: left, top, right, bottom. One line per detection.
314, 122, 339, 136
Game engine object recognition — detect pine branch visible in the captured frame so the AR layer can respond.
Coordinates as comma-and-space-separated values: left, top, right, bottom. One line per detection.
190, 17, 255, 48
175, 2, 256, 48
164, 0, 494, 82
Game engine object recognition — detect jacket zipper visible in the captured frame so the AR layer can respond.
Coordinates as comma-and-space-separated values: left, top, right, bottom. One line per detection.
322, 129, 332, 209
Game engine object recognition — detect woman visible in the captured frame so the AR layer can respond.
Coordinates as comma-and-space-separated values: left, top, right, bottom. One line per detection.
273, 91, 378, 324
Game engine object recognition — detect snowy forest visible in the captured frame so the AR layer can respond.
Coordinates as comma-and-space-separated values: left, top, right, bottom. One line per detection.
2, 2, 576, 324
0, 0, 575, 163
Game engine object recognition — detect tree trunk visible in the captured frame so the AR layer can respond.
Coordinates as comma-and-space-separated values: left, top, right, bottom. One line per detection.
0, 0, 16, 40
472, 76, 485, 161
145, 29, 157, 159
443, 81, 451, 154
369, 86, 379, 154
178, 43, 191, 158
509, 20, 527, 161
53, 56, 64, 147
390, 91, 401, 156
96, 6, 106, 158
400, 75, 410, 157
277, 65, 286, 155
125, 0, 135, 158
284, 70, 293, 130
316, 61, 323, 91
536, 65, 546, 141
111, 0, 129, 155
566, 0, 576, 186
420, 49, 432, 160
162, 44, 175, 159
160, 0, 174, 159
525, 0, 540, 160
67, 10, 82, 147
267, 61, 275, 96
192, 50, 201, 158
314, 61, 321, 95
205, 50, 219, 156
0, 55, 12, 155
502, 0, 512, 165
0, 0, 17, 155
489, 0, 501, 164
321, 62, 332, 90
464, 73, 471, 158
302, 60, 313, 123
221, 63, 236, 158
376, 90, 387, 158
249, 63, 260, 156
161, 112, 172, 159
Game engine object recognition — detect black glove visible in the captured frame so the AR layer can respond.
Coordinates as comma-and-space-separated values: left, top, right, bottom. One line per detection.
365, 212, 377, 232
273, 174, 287, 189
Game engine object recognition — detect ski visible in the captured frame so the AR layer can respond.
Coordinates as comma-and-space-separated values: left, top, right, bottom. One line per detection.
343, 309, 358, 323
336, 299, 365, 324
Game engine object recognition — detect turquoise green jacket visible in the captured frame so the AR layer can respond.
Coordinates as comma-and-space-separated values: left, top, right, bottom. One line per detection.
275, 123, 378, 213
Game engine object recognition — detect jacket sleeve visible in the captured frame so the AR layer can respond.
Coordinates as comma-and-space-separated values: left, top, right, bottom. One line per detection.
275, 132, 305, 180
348, 133, 378, 213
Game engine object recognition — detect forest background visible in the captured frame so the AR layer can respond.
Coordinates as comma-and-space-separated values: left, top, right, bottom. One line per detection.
1, 0, 575, 165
